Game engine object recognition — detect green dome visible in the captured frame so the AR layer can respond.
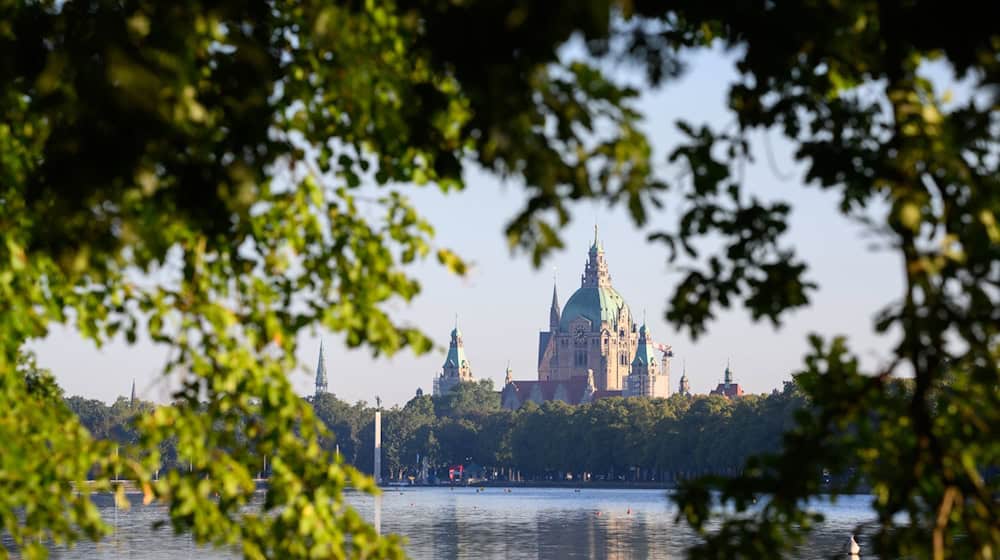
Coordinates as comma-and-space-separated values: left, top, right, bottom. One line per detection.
559, 285, 631, 332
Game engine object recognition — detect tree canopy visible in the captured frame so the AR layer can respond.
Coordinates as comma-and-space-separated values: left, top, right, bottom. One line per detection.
1, 1, 997, 559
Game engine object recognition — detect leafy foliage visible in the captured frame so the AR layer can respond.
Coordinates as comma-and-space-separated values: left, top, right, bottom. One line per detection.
1, 0, 997, 558
71, 386, 807, 486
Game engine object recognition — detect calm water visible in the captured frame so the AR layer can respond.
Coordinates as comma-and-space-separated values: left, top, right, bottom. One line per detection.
28, 488, 877, 559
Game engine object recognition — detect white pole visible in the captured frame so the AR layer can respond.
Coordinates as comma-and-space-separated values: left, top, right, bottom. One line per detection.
374, 408, 382, 485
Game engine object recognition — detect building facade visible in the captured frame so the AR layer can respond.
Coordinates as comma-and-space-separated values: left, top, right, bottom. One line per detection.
503, 228, 672, 409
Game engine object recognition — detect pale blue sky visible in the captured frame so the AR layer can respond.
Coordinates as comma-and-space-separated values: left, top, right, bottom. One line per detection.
35, 47, 919, 407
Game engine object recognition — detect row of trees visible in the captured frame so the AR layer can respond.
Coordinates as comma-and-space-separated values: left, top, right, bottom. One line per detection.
65, 379, 805, 484
313, 379, 806, 483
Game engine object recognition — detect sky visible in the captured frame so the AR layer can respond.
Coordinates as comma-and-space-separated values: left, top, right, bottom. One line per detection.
33, 47, 910, 408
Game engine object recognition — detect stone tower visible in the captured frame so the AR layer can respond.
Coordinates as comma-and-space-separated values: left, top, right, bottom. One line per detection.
678, 363, 691, 396
315, 341, 329, 397
434, 318, 474, 395
537, 226, 638, 391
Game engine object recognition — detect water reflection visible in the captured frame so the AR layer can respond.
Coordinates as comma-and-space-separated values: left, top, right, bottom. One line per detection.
25, 488, 877, 559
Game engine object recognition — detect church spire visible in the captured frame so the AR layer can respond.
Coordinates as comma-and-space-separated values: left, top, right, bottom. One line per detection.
315, 341, 329, 397
129, 379, 136, 408
549, 276, 561, 328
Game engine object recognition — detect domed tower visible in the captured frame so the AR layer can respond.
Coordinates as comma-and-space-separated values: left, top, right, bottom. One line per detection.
434, 318, 474, 395
537, 226, 638, 391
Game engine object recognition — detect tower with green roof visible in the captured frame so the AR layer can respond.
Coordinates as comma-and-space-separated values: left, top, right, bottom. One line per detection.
624, 322, 669, 398
434, 318, 475, 395
678, 363, 691, 396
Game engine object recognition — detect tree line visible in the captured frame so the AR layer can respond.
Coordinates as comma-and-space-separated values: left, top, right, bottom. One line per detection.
67, 379, 806, 484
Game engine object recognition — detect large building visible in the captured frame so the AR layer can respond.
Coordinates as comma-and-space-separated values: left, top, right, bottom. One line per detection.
502, 228, 672, 409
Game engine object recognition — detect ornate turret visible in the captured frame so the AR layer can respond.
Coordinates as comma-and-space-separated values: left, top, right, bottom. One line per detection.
505, 362, 513, 386
679, 362, 691, 396
630, 323, 658, 372
581, 225, 612, 289
435, 316, 474, 395
724, 360, 733, 386
315, 341, 329, 397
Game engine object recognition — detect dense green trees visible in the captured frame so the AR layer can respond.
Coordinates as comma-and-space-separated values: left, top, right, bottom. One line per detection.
69, 383, 807, 484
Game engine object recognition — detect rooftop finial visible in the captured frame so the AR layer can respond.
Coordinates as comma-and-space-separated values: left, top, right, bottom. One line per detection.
593, 223, 599, 247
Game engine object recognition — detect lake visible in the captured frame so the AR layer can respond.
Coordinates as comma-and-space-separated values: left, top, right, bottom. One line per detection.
32, 487, 878, 559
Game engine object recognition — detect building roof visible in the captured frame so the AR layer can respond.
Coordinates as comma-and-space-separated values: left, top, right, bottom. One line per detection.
631, 323, 658, 368
710, 383, 745, 398
506, 378, 589, 404
501, 376, 622, 408
442, 322, 469, 371
537, 331, 551, 367
559, 285, 630, 332
549, 281, 561, 326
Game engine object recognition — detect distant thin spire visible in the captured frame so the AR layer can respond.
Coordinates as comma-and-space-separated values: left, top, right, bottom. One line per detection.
549, 275, 561, 328
315, 341, 329, 397
130, 379, 136, 408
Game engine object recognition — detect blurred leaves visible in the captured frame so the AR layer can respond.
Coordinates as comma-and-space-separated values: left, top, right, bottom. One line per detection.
1, 0, 998, 558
